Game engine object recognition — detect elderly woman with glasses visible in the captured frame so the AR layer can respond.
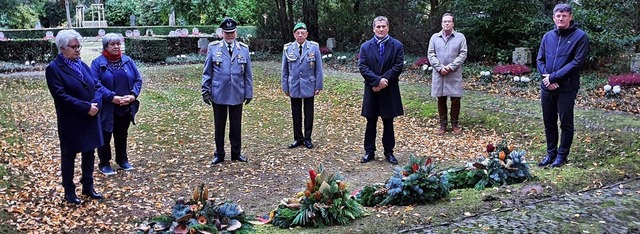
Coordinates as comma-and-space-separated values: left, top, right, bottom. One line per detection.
46, 29, 115, 204
90, 33, 143, 175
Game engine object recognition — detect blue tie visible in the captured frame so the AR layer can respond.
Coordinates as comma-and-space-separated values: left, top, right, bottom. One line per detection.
379, 43, 385, 63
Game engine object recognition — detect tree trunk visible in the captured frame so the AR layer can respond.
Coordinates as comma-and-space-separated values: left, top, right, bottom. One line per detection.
65, 0, 71, 27
275, 0, 289, 44
302, 0, 319, 42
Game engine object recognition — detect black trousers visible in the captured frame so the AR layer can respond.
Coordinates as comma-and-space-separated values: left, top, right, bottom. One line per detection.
290, 97, 314, 142
98, 114, 131, 167
61, 150, 95, 193
364, 117, 395, 155
541, 89, 577, 159
213, 103, 243, 157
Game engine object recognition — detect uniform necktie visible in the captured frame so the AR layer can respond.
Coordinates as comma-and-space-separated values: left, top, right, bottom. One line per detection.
299, 45, 302, 56
228, 45, 232, 55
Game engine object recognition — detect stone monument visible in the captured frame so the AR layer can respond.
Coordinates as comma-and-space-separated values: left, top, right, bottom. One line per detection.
512, 47, 531, 65
326, 38, 336, 52
632, 53, 640, 73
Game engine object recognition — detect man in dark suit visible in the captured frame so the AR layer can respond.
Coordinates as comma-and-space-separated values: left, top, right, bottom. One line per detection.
358, 16, 405, 165
202, 18, 253, 165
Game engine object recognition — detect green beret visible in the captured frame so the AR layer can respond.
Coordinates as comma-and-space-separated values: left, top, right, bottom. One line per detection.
293, 22, 307, 32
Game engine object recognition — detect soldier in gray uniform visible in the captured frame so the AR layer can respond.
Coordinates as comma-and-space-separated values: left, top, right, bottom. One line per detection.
202, 18, 253, 165
281, 22, 324, 149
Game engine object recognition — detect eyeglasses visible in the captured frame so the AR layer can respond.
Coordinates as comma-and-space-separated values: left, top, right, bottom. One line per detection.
67, 45, 82, 51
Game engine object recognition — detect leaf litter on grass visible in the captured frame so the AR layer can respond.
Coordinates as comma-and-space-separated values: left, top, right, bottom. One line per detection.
0, 62, 544, 232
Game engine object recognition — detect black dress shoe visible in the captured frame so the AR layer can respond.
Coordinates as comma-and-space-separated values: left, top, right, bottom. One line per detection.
65, 194, 82, 204
288, 140, 303, 149
82, 187, 104, 199
231, 155, 248, 162
303, 140, 314, 149
360, 153, 375, 163
551, 157, 567, 168
538, 155, 556, 167
211, 156, 224, 165
384, 153, 398, 165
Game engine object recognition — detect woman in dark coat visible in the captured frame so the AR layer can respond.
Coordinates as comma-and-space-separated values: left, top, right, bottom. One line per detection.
46, 29, 115, 204
90, 33, 142, 175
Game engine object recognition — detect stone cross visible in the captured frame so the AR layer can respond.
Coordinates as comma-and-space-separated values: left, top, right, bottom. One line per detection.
512, 47, 532, 65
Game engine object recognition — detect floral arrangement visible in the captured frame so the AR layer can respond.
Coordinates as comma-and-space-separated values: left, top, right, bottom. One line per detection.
267, 165, 366, 228
445, 141, 533, 190
356, 155, 450, 206
414, 57, 431, 67
492, 64, 531, 76
608, 73, 640, 87
603, 84, 622, 98
319, 47, 332, 55
135, 184, 254, 234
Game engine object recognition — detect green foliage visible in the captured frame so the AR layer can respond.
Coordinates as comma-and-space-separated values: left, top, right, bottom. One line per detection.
125, 37, 168, 62
0, 39, 55, 63
357, 155, 450, 206
271, 165, 366, 228
105, 0, 137, 26
38, 1, 65, 28
6, 5, 39, 29
136, 0, 170, 26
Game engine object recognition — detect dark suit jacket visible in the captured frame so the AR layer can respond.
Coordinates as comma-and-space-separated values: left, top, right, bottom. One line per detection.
46, 54, 106, 155
358, 36, 405, 118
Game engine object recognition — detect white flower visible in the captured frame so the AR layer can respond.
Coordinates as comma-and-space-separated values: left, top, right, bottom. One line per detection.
328, 54, 332, 58
246, 34, 252, 38
613, 85, 621, 94
403, 61, 407, 64
422, 65, 428, 71
25, 61, 29, 66
180, 55, 187, 58
428, 66, 433, 71
520, 77, 530, 82
604, 84, 612, 91
342, 56, 347, 60
513, 76, 520, 82
480, 71, 491, 76
321, 55, 327, 59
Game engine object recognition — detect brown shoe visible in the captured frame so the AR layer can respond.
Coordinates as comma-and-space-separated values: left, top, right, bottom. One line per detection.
452, 126, 462, 134
437, 126, 446, 135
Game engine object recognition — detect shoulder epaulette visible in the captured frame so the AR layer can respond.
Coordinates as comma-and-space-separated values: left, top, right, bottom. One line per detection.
308, 41, 319, 46
208, 40, 221, 47
238, 42, 249, 48
284, 42, 293, 48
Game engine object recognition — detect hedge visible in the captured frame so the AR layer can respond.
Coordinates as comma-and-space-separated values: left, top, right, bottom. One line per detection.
0, 39, 56, 63
0, 26, 256, 39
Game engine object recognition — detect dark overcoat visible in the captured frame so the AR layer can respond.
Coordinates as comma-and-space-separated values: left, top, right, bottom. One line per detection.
90, 54, 142, 132
358, 36, 405, 118
46, 55, 105, 155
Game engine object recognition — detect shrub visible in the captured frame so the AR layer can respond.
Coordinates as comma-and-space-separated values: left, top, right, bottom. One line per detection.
608, 73, 640, 87
414, 57, 430, 67
319, 47, 332, 55
493, 64, 531, 76
0, 39, 56, 63
125, 37, 167, 62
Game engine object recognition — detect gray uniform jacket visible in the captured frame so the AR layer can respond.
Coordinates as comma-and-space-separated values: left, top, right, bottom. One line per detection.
427, 30, 467, 97
281, 40, 324, 98
202, 41, 254, 105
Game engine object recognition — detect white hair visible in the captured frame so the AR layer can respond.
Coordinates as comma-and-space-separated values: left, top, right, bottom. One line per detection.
54, 30, 83, 54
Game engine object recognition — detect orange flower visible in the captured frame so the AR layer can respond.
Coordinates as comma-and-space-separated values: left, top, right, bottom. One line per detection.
314, 191, 322, 201
307, 181, 315, 192
338, 181, 347, 190
499, 151, 506, 161
304, 190, 311, 197
197, 215, 207, 224
508, 144, 514, 152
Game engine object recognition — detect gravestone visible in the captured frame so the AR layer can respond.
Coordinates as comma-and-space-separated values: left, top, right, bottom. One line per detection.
632, 53, 640, 73
181, 29, 188, 36
169, 10, 176, 26
192, 27, 200, 35
133, 29, 140, 37
35, 22, 42, 29
512, 47, 531, 65
215, 28, 223, 38
327, 38, 336, 51
130, 15, 136, 26
198, 38, 209, 54
98, 29, 106, 37
0, 32, 5, 40
125, 30, 133, 37
169, 30, 176, 37
45, 31, 54, 39
145, 29, 154, 36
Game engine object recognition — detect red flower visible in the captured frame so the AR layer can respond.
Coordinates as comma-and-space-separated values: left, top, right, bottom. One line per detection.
425, 157, 432, 167
486, 144, 495, 153
402, 171, 409, 176
309, 169, 317, 185
411, 163, 419, 172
